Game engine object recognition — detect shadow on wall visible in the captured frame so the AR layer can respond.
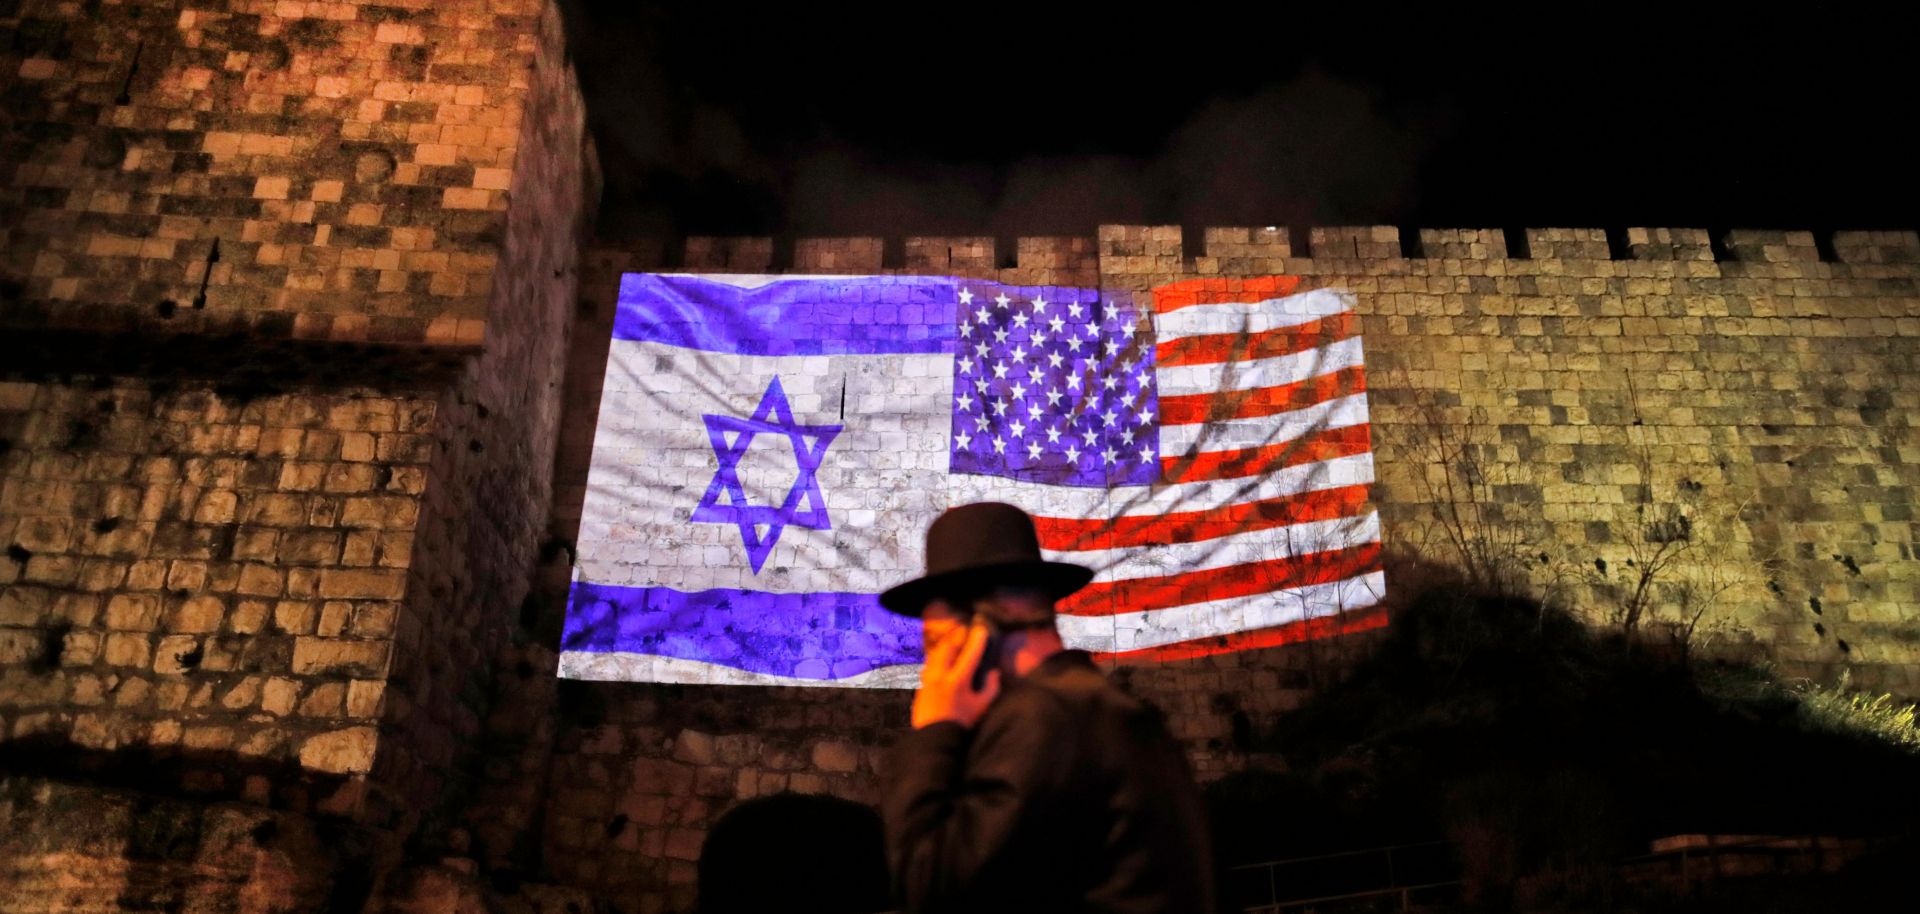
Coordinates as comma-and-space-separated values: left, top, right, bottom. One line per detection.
697, 792, 890, 914
0, 734, 364, 812
0, 745, 389, 914
1203, 558, 1920, 912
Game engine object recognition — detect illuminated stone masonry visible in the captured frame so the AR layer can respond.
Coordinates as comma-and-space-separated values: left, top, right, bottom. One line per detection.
2, 0, 594, 910
537, 226, 1920, 909
0, 4, 1915, 911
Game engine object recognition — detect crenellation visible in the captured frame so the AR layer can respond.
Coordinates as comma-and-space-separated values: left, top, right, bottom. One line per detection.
1724, 229, 1822, 264
793, 237, 883, 273
1013, 236, 1098, 275
904, 236, 995, 275
1310, 225, 1399, 260
1627, 227, 1714, 262
1194, 226, 1292, 276
1526, 227, 1610, 261
1419, 228, 1502, 260
1097, 224, 1183, 268
1833, 230, 1920, 265
683, 236, 772, 272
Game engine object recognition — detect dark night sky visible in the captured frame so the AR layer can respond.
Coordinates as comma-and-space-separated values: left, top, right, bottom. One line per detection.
559, 2, 1919, 241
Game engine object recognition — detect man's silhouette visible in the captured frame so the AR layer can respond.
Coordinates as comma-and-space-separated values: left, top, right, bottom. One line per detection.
878, 502, 1213, 913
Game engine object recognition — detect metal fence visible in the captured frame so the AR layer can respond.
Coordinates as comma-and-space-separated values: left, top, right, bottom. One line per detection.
1227, 841, 1462, 913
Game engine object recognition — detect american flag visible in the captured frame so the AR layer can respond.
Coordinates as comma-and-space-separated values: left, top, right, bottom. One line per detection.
942, 276, 1384, 662
560, 273, 1384, 686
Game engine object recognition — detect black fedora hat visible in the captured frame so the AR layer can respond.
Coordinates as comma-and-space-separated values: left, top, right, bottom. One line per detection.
879, 502, 1093, 617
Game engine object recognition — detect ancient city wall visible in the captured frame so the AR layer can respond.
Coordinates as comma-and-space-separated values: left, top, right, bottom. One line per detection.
0, 0, 594, 909
1, 4, 1916, 911
528, 225, 1920, 910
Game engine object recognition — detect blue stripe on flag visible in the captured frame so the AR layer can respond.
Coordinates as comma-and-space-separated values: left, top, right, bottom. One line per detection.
614, 273, 962, 355
561, 581, 923, 681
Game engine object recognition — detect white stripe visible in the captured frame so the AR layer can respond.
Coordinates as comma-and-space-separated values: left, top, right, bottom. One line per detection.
1057, 570, 1385, 652
1156, 336, 1365, 397
1154, 287, 1355, 340
559, 651, 923, 689
578, 454, 1370, 596
1159, 393, 1371, 453
638, 272, 896, 290
579, 448, 1372, 597
1051, 512, 1380, 582
954, 452, 1375, 520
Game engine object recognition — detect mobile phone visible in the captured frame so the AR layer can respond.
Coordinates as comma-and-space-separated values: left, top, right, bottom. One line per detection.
970, 618, 1004, 692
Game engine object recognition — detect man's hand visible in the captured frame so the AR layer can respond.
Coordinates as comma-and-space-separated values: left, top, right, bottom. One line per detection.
911, 617, 1001, 729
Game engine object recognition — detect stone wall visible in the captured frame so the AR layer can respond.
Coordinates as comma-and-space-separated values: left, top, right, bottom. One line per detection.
521, 226, 1920, 911
0, 0, 594, 909
366, 0, 592, 841
0, 0, 541, 345
0, 378, 438, 809
0, 778, 390, 914
2, 5, 1916, 911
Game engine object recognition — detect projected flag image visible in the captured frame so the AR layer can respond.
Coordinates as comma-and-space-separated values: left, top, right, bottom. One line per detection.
560, 273, 1384, 687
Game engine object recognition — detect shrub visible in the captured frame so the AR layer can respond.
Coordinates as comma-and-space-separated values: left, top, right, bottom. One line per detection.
1795, 675, 1920, 752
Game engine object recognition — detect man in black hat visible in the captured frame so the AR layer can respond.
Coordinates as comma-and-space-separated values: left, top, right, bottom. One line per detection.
878, 502, 1214, 914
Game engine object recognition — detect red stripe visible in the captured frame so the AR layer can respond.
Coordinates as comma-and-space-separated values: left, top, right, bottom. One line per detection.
1156, 311, 1358, 367
1092, 603, 1390, 664
1057, 542, 1382, 617
1162, 423, 1373, 483
1160, 365, 1367, 426
1150, 276, 1303, 314
1035, 484, 1373, 552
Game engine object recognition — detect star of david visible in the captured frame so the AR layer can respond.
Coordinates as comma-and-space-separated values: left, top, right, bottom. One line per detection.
689, 376, 843, 573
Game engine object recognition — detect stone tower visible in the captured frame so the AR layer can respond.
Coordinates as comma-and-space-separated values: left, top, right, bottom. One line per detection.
1, 0, 595, 907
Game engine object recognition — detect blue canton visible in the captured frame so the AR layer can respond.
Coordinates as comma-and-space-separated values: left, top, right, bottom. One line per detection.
947, 285, 1160, 487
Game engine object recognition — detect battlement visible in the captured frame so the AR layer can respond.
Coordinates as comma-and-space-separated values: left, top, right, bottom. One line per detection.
635, 225, 1920, 275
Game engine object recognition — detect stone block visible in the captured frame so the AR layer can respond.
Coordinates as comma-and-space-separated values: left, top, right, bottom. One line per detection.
350, 603, 397, 638
318, 601, 353, 637
23, 556, 79, 586
317, 568, 407, 600
218, 675, 263, 711
291, 638, 391, 677
153, 636, 202, 675
0, 630, 40, 665
165, 561, 209, 592
103, 633, 151, 668
262, 677, 300, 717
0, 587, 51, 626
299, 726, 377, 775
299, 681, 346, 717
340, 496, 421, 530
283, 530, 344, 565
169, 595, 226, 634
229, 600, 270, 634
692, 767, 732, 798
663, 828, 703, 862
672, 729, 715, 765
62, 630, 102, 666
346, 679, 385, 718
811, 740, 860, 773
274, 600, 319, 635
231, 528, 279, 562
